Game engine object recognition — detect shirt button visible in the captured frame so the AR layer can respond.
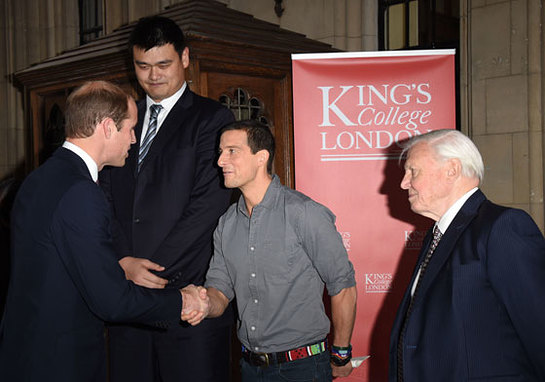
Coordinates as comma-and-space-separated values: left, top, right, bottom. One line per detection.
133, 218, 140, 223
251, 326, 256, 331
254, 299, 258, 304
251, 273, 256, 278
250, 246, 255, 251
254, 347, 259, 351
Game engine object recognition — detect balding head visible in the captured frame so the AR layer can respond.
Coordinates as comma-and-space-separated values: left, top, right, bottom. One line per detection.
64, 81, 131, 139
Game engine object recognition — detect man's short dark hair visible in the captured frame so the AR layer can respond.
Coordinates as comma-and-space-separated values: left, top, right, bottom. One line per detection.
129, 16, 186, 56
65, 81, 130, 139
221, 120, 276, 174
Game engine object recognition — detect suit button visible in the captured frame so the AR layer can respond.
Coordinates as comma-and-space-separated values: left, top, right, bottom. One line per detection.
134, 218, 140, 223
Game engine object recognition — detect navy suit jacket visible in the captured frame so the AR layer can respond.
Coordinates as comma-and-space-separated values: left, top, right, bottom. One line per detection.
0, 148, 182, 381
390, 190, 545, 381
99, 88, 233, 311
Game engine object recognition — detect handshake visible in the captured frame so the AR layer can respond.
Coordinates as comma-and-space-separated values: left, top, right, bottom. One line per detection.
180, 284, 210, 326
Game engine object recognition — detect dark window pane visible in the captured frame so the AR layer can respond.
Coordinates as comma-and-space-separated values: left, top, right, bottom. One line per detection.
79, 0, 103, 45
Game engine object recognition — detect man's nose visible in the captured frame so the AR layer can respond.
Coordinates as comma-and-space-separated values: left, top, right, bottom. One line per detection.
400, 174, 410, 190
149, 66, 159, 80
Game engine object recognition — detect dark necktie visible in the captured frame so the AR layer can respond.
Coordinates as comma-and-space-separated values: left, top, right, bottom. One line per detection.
138, 104, 162, 172
397, 225, 442, 382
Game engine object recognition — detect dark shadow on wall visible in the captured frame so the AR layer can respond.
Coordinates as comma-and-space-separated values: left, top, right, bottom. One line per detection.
366, 140, 432, 382
40, 103, 66, 164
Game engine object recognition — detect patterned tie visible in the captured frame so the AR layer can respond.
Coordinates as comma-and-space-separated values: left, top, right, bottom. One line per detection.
397, 225, 442, 382
138, 104, 162, 172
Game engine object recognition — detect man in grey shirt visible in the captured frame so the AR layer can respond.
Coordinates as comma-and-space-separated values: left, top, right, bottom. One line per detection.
183, 120, 357, 381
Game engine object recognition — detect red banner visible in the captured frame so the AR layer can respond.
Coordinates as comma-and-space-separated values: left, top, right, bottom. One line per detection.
292, 50, 455, 381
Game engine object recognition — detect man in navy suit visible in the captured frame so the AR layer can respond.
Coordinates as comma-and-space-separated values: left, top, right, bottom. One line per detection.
390, 129, 545, 381
0, 81, 209, 382
99, 16, 234, 382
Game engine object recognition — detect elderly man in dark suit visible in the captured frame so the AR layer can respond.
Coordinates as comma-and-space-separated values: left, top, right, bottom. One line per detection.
99, 16, 234, 382
0, 81, 208, 382
390, 129, 545, 381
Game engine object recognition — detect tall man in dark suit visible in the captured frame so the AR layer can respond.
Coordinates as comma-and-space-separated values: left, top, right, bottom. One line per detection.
390, 129, 545, 381
0, 81, 208, 382
99, 16, 234, 382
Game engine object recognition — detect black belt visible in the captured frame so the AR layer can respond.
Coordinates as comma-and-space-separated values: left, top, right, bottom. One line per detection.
242, 339, 327, 368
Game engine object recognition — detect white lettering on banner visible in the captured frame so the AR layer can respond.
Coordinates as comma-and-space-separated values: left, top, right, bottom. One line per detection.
340, 232, 351, 252
319, 83, 432, 127
364, 273, 393, 293
317, 84, 438, 161
404, 230, 426, 250
319, 86, 357, 126
357, 107, 432, 130
320, 130, 421, 151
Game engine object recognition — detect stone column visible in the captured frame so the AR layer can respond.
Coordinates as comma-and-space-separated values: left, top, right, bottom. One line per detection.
346, 0, 362, 51
362, 0, 377, 51
462, 0, 544, 232
527, 0, 544, 230
0, 0, 78, 179
334, 0, 347, 50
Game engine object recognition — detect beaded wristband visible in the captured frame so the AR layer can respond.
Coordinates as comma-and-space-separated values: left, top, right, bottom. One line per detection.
330, 344, 352, 366
331, 344, 352, 356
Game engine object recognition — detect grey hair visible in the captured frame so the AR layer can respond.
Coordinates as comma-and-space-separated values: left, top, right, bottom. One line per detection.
401, 129, 484, 183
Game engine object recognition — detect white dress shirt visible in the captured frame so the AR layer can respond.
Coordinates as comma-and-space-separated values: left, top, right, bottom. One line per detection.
62, 141, 98, 183
410, 187, 479, 296
139, 82, 187, 144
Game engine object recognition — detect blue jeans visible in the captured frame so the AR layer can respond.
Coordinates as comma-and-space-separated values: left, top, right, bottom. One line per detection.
240, 350, 332, 382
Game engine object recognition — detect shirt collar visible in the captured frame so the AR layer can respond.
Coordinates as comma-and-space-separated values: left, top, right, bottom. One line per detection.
237, 175, 280, 216
146, 81, 186, 112
62, 141, 98, 182
436, 187, 479, 234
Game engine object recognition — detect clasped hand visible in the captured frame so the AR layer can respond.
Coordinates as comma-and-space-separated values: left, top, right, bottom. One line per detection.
180, 285, 209, 326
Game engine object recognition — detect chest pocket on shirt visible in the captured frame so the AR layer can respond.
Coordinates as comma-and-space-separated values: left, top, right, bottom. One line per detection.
260, 239, 300, 284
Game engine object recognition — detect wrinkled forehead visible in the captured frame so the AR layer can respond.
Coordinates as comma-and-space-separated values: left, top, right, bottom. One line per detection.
405, 142, 435, 165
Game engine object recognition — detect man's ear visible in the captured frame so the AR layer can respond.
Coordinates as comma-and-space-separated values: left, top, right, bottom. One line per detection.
181, 47, 190, 69
100, 118, 114, 139
257, 150, 269, 167
446, 158, 461, 182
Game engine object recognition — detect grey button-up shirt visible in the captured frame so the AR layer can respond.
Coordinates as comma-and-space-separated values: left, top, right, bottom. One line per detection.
206, 175, 356, 353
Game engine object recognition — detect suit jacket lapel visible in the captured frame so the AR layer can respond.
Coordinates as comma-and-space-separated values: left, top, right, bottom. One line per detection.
412, 190, 487, 306
392, 228, 434, 334
128, 101, 146, 178
135, 101, 147, 142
